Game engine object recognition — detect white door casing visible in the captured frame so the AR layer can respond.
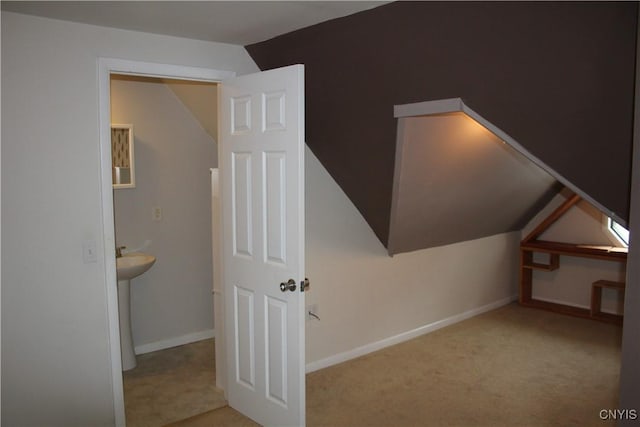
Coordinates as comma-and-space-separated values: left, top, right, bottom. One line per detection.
220, 65, 306, 426
211, 168, 227, 392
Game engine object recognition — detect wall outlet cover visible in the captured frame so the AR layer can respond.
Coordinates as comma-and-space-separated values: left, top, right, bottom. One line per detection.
152, 206, 162, 221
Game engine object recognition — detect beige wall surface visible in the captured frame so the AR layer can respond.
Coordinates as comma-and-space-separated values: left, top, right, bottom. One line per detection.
1, 11, 257, 426
305, 147, 520, 366
111, 77, 217, 351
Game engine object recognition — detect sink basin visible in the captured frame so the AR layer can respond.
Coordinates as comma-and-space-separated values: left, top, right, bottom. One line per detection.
116, 252, 156, 280
116, 251, 156, 370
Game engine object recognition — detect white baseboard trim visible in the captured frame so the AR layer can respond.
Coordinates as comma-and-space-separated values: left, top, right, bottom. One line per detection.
305, 295, 517, 374
135, 329, 215, 355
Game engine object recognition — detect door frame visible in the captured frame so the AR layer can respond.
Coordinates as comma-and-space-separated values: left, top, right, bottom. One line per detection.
97, 58, 235, 426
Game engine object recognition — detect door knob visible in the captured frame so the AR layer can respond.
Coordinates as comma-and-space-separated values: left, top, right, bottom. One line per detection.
280, 279, 297, 292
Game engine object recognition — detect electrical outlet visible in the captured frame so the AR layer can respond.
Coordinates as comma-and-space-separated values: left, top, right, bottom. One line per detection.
306, 304, 320, 321
152, 206, 162, 221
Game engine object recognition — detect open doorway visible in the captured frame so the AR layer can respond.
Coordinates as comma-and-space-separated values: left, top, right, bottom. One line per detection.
100, 60, 307, 426
109, 73, 225, 425
98, 58, 235, 426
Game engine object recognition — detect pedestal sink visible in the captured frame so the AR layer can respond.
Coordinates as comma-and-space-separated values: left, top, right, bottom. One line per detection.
116, 252, 156, 371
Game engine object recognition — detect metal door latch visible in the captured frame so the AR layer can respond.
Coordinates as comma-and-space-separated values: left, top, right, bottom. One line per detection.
280, 279, 296, 292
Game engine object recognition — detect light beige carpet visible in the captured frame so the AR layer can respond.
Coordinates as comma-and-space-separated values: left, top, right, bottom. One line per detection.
166, 406, 259, 427
123, 339, 227, 427
169, 303, 621, 427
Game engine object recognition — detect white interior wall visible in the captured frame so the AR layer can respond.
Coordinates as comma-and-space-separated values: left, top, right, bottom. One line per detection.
522, 193, 627, 314
165, 81, 218, 140
304, 147, 520, 368
1, 12, 257, 426
111, 78, 217, 353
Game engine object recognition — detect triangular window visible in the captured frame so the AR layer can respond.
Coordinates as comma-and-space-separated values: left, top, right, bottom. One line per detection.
607, 217, 630, 247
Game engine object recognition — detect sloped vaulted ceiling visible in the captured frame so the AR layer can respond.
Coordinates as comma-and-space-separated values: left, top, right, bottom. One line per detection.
388, 99, 562, 255
246, 1, 637, 249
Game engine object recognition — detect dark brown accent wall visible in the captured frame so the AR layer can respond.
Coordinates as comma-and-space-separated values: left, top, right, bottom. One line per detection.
246, 1, 637, 246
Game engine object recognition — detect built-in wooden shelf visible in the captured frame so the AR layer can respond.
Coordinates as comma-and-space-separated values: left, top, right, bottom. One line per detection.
521, 241, 627, 262
591, 280, 625, 324
519, 192, 627, 325
522, 253, 559, 271
520, 298, 591, 318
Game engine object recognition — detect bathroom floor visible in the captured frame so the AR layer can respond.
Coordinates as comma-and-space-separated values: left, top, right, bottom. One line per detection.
122, 339, 227, 427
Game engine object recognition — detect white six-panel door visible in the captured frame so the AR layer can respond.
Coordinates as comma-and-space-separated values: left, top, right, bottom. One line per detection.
220, 65, 305, 426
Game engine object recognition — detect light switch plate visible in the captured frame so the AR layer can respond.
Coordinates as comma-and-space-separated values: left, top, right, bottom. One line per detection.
83, 240, 98, 263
